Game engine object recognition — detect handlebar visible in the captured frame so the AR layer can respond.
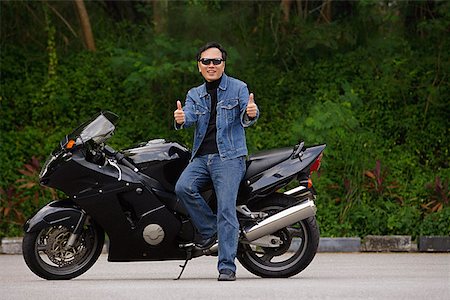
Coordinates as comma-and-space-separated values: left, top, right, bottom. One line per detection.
104, 145, 138, 172
118, 154, 139, 172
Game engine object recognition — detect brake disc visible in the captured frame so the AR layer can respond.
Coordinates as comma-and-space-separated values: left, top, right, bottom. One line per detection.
44, 226, 88, 267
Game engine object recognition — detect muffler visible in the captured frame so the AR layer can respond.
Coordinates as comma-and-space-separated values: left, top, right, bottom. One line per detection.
243, 200, 316, 242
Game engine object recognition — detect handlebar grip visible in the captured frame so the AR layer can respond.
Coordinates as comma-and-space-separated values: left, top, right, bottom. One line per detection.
121, 158, 138, 172
115, 151, 138, 172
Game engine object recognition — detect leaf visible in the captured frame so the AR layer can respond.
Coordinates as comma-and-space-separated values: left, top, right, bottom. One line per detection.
365, 170, 375, 179
24, 163, 38, 173
375, 160, 382, 177
431, 202, 443, 212
31, 156, 41, 169
17, 195, 30, 204
18, 169, 34, 177
18, 182, 36, 189
387, 184, 399, 189
12, 208, 25, 223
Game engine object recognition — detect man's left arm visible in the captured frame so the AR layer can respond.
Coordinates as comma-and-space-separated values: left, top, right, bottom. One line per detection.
239, 85, 259, 127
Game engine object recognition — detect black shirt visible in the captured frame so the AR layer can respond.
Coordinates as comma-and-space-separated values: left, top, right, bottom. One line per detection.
196, 78, 221, 156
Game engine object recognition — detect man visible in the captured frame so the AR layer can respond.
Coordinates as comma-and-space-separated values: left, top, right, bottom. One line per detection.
174, 42, 259, 281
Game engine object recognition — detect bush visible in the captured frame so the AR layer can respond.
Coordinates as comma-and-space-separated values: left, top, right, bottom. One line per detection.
1, 2, 449, 238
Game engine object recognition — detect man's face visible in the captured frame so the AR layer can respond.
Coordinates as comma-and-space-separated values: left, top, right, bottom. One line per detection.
198, 47, 225, 82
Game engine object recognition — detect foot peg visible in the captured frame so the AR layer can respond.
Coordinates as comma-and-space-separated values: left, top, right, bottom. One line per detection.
179, 242, 195, 249
201, 242, 218, 255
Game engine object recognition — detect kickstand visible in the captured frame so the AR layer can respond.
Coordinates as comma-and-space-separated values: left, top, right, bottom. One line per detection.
175, 244, 193, 280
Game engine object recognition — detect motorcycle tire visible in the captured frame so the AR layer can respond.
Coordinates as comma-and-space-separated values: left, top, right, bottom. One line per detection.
22, 221, 104, 280
237, 194, 319, 278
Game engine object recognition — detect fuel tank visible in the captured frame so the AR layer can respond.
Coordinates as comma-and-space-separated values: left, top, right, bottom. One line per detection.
123, 139, 191, 191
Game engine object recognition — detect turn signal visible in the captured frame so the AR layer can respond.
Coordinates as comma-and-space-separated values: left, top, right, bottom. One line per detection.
66, 139, 76, 149
308, 178, 313, 188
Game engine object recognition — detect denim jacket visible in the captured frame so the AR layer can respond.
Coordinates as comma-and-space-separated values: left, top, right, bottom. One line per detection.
175, 73, 259, 160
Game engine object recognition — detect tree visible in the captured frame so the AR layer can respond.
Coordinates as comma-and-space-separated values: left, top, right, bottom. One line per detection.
74, 0, 95, 51
318, 0, 332, 23
152, 0, 168, 34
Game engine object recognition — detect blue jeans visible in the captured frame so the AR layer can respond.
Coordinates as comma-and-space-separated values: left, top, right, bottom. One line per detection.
175, 154, 246, 273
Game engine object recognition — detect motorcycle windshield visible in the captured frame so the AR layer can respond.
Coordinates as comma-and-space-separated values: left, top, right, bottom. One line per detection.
68, 111, 119, 145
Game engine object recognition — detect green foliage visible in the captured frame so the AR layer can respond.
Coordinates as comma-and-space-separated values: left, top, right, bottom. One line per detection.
0, 0, 449, 239
420, 208, 450, 236
0, 156, 59, 238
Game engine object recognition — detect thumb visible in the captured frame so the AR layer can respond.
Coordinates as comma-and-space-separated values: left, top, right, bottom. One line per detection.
177, 100, 182, 110
249, 93, 255, 104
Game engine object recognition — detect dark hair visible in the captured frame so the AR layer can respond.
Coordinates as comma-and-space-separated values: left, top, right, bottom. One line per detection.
196, 42, 227, 61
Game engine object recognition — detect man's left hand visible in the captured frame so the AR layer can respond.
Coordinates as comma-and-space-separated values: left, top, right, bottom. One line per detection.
246, 93, 258, 119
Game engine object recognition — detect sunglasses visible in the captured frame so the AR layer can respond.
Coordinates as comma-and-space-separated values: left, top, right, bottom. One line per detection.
199, 58, 224, 65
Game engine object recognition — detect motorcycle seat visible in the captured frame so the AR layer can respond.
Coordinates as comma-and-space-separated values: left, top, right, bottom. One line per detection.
245, 147, 293, 179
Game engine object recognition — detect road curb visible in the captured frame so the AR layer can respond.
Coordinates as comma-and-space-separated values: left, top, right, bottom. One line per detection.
318, 237, 361, 252
419, 236, 450, 252
362, 235, 413, 252
1, 236, 448, 255
0, 237, 23, 255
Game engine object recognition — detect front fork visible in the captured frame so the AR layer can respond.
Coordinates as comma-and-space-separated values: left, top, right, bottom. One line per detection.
64, 212, 87, 249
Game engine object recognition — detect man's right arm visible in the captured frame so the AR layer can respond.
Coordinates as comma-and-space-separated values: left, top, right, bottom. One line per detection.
174, 100, 185, 130
174, 92, 196, 130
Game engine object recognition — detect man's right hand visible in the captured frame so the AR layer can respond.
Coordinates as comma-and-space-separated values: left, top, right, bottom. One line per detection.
174, 100, 185, 125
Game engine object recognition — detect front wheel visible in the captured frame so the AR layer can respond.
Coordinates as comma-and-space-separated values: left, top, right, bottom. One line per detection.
22, 220, 104, 280
237, 194, 319, 278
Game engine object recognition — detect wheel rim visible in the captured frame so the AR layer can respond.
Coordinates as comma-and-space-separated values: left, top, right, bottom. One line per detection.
34, 225, 99, 276
241, 206, 309, 272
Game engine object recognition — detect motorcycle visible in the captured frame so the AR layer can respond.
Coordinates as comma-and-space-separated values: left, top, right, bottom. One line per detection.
22, 111, 326, 280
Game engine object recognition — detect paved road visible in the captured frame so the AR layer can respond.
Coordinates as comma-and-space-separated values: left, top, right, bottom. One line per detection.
1, 253, 449, 300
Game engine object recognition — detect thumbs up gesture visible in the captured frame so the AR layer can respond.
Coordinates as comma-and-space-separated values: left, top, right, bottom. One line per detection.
246, 93, 258, 119
174, 100, 185, 125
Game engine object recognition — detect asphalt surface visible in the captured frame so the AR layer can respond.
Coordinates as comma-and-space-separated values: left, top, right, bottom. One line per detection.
1, 253, 449, 300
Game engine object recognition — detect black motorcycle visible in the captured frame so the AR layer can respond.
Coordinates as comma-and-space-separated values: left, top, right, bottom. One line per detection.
22, 111, 326, 280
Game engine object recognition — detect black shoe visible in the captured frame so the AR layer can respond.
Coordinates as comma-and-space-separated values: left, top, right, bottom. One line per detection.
218, 269, 236, 281
195, 234, 217, 250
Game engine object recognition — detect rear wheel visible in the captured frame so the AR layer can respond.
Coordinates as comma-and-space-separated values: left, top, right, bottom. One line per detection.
22, 220, 104, 280
238, 194, 319, 278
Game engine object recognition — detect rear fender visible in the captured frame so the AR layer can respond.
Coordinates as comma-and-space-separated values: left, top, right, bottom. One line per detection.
24, 199, 86, 234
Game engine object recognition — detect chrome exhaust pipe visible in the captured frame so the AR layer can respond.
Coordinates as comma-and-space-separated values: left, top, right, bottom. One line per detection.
243, 200, 316, 242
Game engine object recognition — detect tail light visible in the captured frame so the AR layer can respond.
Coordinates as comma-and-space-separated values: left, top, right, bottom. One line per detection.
310, 152, 323, 173
287, 151, 323, 198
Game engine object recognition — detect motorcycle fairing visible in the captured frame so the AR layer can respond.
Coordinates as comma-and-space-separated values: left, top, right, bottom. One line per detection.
239, 144, 326, 203
68, 164, 190, 261
23, 199, 85, 234
74, 187, 187, 261
124, 140, 190, 192
245, 147, 293, 179
41, 148, 193, 261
